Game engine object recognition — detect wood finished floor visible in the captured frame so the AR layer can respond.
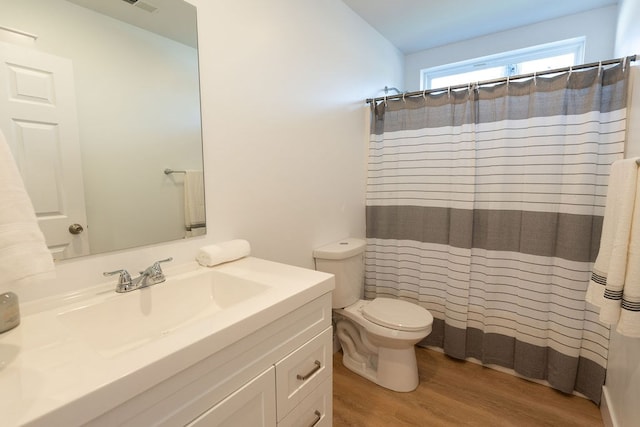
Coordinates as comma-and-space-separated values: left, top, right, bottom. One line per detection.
333, 347, 603, 427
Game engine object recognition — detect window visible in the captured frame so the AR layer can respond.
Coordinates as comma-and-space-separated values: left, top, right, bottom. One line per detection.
421, 37, 585, 90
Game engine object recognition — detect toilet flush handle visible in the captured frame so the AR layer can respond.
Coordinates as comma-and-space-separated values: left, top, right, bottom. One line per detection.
296, 360, 322, 381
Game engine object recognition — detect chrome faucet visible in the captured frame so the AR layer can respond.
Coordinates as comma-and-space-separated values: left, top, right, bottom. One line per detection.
137, 257, 173, 288
104, 257, 173, 293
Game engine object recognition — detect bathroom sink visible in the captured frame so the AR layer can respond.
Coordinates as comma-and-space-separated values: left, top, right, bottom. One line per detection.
0, 257, 335, 427
57, 269, 269, 357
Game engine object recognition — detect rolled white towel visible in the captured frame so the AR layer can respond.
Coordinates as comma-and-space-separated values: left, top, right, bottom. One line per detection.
196, 239, 251, 267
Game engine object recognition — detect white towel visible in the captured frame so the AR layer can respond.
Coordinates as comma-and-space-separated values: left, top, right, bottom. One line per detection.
617, 166, 640, 336
586, 157, 640, 336
196, 239, 251, 267
0, 129, 55, 288
184, 170, 206, 237
586, 158, 637, 307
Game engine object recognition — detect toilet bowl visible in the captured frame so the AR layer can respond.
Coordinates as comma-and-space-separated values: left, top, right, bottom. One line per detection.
313, 238, 434, 392
335, 298, 433, 392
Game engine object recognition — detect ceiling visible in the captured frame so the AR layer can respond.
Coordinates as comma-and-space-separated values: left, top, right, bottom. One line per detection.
66, 0, 197, 47
341, 0, 619, 54
66, 0, 618, 53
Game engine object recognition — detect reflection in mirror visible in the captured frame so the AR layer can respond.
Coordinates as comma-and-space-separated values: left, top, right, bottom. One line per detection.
0, 0, 204, 261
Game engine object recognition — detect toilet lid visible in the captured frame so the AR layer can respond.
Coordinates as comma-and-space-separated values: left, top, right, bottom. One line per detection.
362, 298, 433, 331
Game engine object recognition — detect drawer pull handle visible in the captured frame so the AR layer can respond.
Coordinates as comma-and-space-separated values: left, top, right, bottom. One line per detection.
309, 410, 322, 427
297, 360, 322, 381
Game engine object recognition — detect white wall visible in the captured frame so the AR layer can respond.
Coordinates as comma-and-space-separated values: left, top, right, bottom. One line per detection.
10, 0, 403, 302
190, 0, 402, 267
614, 0, 640, 58
605, 1, 640, 426
404, 5, 618, 91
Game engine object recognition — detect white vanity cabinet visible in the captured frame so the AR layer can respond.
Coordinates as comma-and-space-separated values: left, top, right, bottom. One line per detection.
186, 367, 276, 426
85, 293, 333, 427
275, 327, 332, 426
187, 326, 333, 427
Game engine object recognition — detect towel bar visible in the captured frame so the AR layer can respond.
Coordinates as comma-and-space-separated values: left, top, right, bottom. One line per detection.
164, 168, 186, 175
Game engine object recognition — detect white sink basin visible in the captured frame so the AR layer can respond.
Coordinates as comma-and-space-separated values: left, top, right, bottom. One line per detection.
57, 269, 269, 357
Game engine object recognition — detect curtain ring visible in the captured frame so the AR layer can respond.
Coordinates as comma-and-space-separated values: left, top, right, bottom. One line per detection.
467, 82, 471, 95
422, 89, 427, 100
447, 86, 451, 99
567, 66, 572, 82
598, 61, 602, 76
533, 71, 537, 86
384, 95, 387, 107
506, 76, 510, 87
402, 92, 406, 103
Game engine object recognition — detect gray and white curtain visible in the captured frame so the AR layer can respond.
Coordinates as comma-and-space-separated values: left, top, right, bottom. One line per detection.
365, 59, 631, 404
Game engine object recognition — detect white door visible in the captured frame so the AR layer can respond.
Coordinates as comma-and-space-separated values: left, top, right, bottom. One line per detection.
0, 41, 90, 260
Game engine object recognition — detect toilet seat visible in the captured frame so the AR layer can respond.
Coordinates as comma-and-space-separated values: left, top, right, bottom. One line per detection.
362, 298, 433, 332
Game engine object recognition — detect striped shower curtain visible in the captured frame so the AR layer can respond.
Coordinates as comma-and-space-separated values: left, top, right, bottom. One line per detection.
365, 60, 631, 404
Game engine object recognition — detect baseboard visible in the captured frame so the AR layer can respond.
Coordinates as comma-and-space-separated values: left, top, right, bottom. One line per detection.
600, 386, 619, 427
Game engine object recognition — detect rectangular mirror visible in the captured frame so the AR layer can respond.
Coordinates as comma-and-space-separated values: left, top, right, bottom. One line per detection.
0, 0, 204, 260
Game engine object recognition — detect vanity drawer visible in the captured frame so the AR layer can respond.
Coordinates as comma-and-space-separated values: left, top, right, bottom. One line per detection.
275, 326, 332, 421
278, 377, 332, 427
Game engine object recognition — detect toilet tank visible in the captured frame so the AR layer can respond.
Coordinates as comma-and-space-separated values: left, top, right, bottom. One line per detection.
313, 238, 366, 308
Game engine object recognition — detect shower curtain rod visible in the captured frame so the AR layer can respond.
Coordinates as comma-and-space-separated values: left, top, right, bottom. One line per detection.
366, 54, 638, 104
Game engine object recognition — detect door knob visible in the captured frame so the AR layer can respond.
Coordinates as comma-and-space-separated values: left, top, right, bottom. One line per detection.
68, 224, 84, 235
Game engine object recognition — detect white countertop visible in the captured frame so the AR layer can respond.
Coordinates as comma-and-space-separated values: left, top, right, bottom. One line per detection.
0, 257, 334, 426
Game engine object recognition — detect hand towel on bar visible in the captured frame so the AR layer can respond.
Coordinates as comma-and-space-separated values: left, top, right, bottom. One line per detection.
616, 165, 640, 336
184, 170, 206, 237
0, 128, 55, 288
586, 157, 640, 335
586, 159, 637, 307
196, 239, 251, 267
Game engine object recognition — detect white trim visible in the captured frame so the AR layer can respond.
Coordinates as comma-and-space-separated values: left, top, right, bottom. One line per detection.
600, 386, 619, 427
420, 37, 586, 90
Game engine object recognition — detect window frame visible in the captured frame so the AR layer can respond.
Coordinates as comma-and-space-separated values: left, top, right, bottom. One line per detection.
420, 37, 586, 90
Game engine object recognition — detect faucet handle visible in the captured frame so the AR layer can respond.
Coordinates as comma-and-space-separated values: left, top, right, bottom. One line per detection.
141, 257, 173, 282
156, 257, 173, 266
103, 269, 133, 292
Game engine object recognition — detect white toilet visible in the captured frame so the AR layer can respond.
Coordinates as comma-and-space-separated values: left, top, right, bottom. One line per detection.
313, 238, 433, 392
